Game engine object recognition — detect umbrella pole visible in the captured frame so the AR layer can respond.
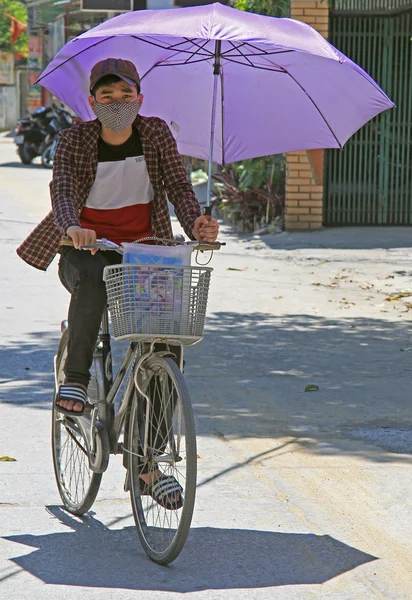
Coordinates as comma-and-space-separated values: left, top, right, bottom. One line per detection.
205, 40, 221, 216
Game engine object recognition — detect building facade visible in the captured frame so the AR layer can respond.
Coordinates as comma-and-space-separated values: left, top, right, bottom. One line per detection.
285, 0, 412, 230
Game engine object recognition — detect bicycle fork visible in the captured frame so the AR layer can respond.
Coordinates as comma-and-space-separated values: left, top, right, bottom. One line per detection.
133, 340, 183, 464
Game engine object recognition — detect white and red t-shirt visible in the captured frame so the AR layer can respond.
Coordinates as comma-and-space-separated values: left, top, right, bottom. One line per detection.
80, 129, 153, 245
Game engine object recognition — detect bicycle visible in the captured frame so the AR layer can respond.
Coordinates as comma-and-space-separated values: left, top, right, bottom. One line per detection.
52, 236, 223, 564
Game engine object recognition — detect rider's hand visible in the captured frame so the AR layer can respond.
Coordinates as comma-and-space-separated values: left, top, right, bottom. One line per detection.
192, 215, 219, 243
67, 226, 98, 254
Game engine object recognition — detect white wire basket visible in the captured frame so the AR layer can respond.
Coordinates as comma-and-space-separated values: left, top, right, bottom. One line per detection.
103, 264, 212, 345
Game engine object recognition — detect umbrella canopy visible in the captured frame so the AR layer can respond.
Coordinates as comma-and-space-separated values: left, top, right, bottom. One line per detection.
37, 3, 393, 165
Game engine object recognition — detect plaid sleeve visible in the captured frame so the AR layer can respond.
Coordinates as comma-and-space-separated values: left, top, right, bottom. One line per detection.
155, 119, 201, 239
49, 132, 81, 233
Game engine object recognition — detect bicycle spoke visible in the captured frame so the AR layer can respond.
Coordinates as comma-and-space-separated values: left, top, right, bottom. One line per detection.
52, 325, 104, 515
129, 356, 196, 564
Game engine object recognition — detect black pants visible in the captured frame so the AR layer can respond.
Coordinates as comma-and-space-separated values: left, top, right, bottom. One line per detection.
59, 248, 179, 467
58, 247, 121, 386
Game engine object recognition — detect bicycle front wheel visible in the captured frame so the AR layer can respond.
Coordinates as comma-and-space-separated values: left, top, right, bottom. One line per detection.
128, 355, 197, 565
51, 328, 102, 515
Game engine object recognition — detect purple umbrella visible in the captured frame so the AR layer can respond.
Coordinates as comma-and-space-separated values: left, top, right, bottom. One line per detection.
36, 3, 393, 205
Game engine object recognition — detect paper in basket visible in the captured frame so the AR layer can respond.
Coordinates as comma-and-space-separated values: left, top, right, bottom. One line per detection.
121, 243, 192, 336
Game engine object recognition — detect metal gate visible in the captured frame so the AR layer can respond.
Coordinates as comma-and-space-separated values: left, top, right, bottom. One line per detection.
325, 5, 412, 225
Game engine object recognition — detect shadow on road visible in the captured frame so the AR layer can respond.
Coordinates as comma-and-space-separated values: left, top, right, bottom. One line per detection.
2, 312, 412, 461
2, 505, 376, 591
0, 161, 42, 169
221, 225, 412, 251
188, 311, 412, 461
0, 331, 59, 408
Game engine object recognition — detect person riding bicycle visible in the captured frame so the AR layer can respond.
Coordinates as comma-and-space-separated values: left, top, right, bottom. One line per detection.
16, 58, 219, 505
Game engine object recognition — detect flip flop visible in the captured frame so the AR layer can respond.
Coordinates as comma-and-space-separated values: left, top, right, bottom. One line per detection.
55, 384, 92, 416
139, 474, 183, 510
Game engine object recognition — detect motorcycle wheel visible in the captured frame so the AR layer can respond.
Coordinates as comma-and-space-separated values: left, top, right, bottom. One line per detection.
41, 143, 54, 169
17, 144, 35, 165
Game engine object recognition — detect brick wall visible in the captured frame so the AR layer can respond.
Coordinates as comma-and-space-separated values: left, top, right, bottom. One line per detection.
285, 0, 330, 231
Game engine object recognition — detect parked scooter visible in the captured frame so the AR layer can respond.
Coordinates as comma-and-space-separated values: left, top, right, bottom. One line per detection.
14, 105, 79, 166
40, 107, 75, 169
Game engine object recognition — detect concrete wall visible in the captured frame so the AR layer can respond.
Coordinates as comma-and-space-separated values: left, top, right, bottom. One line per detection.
0, 86, 18, 131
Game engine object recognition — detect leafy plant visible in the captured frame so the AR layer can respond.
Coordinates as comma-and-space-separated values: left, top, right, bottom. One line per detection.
232, 0, 289, 17
214, 155, 285, 232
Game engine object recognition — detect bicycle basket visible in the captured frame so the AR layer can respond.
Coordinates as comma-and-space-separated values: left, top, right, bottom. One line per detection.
103, 264, 212, 345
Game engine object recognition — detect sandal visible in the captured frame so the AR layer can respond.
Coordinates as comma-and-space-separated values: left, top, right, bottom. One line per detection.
55, 384, 92, 415
140, 474, 183, 510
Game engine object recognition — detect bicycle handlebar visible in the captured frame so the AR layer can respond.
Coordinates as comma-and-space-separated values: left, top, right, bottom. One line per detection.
59, 236, 225, 253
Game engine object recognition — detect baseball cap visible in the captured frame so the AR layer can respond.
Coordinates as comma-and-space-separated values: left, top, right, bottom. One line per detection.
90, 58, 141, 92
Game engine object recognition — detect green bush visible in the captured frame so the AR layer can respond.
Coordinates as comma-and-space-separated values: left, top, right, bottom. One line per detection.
214, 155, 285, 232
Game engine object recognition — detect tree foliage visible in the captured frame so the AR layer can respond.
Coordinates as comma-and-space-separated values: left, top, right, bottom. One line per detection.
232, 0, 289, 17
0, 0, 28, 56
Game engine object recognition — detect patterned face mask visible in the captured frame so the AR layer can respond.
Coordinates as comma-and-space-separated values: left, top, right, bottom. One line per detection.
93, 99, 141, 132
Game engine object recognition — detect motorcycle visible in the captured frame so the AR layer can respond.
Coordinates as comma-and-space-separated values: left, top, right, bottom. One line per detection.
40, 107, 75, 169
14, 105, 80, 167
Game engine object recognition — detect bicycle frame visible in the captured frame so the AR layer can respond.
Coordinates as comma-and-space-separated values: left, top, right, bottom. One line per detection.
93, 306, 185, 456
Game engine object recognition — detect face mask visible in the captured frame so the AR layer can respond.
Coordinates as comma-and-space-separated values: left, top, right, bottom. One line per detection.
93, 99, 140, 132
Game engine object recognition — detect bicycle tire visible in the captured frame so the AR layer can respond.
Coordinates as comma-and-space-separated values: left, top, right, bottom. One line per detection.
128, 355, 197, 564
51, 328, 102, 515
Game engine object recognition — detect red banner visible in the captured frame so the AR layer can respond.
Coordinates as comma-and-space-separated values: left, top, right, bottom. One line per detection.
5, 14, 27, 45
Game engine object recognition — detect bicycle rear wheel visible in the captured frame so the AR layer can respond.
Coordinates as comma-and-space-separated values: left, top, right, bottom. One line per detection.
51, 328, 102, 515
128, 355, 197, 564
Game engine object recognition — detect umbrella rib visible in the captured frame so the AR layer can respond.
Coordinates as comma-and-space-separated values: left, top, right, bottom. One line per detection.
139, 39, 212, 79
223, 41, 295, 58
239, 40, 295, 56
284, 69, 343, 148
182, 39, 212, 64
223, 57, 285, 73
35, 37, 115, 85
184, 38, 214, 54
159, 57, 212, 67
224, 41, 249, 57
224, 50, 292, 58
226, 43, 255, 68
130, 35, 212, 57
140, 56, 211, 80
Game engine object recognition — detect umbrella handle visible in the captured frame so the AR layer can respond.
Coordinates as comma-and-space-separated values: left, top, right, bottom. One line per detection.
204, 206, 212, 217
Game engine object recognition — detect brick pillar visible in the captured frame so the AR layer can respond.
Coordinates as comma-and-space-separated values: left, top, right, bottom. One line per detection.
285, 0, 330, 232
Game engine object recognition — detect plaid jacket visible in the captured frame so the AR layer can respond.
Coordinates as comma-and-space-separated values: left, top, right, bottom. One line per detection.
16, 115, 201, 271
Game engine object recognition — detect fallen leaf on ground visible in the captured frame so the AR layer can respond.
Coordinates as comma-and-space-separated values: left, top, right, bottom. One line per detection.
274, 296, 283, 299
227, 267, 248, 271
385, 292, 412, 301
360, 284, 374, 290
305, 384, 319, 392
0, 456, 16, 462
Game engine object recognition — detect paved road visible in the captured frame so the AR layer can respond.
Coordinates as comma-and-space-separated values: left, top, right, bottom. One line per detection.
0, 133, 411, 599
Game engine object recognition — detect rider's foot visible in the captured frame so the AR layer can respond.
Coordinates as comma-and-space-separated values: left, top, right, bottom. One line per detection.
139, 470, 183, 507
56, 383, 88, 413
